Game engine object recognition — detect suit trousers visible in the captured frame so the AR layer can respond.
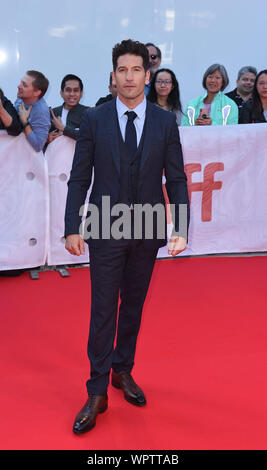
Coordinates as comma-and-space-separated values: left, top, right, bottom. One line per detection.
86, 238, 158, 395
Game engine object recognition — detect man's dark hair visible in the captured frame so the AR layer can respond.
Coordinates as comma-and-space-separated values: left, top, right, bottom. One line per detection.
61, 74, 83, 91
145, 42, 162, 59
26, 70, 49, 98
112, 39, 149, 72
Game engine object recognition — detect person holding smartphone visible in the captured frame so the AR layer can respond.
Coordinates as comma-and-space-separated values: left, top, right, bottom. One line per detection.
182, 64, 238, 126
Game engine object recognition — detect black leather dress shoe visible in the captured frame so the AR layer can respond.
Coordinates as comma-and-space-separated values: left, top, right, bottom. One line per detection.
73, 394, 108, 434
111, 371, 146, 406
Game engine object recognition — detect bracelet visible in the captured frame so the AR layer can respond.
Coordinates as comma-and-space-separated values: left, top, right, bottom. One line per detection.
22, 121, 30, 129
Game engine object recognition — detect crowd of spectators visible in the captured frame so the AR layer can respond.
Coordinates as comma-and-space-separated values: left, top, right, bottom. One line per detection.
0, 42, 266, 155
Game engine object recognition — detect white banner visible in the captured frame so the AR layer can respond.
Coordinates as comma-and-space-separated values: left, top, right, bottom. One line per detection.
0, 131, 49, 270
45, 135, 89, 266
159, 123, 267, 257
1, 124, 267, 270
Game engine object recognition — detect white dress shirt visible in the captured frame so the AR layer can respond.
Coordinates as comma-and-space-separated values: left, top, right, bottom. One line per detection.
61, 107, 69, 126
116, 96, 147, 146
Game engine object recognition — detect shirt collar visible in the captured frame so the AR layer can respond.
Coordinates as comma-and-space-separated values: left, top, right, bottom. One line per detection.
201, 91, 222, 102
116, 96, 146, 120
20, 97, 43, 108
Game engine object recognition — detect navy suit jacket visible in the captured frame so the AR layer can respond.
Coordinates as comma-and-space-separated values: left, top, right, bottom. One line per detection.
64, 99, 189, 248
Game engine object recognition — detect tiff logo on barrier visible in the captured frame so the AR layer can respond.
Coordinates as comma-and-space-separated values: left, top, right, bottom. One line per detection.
185, 162, 224, 222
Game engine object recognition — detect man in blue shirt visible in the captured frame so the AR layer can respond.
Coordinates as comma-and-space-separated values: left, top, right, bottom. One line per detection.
15, 70, 50, 152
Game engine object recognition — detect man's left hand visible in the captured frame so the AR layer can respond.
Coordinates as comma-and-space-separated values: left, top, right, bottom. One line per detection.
168, 236, 187, 256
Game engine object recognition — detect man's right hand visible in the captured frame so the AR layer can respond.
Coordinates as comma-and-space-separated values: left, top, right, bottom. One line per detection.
65, 234, 85, 256
47, 130, 61, 143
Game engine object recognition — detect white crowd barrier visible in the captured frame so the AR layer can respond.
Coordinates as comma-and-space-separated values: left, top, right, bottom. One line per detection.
1, 124, 267, 271
159, 123, 267, 258
45, 136, 90, 266
0, 131, 49, 270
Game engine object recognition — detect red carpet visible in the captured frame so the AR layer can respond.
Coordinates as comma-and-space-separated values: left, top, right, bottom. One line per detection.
1, 256, 267, 450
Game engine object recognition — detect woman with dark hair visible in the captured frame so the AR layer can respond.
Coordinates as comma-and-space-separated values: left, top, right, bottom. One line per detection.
0, 88, 21, 135
147, 68, 183, 125
240, 70, 267, 123
182, 64, 238, 126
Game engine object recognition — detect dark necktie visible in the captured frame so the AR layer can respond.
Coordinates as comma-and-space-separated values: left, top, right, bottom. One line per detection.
125, 111, 137, 159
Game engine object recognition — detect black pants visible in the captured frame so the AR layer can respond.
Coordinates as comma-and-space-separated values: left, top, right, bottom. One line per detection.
86, 239, 158, 395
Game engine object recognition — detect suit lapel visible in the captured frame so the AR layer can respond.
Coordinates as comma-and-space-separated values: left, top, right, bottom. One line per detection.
139, 102, 156, 173
55, 104, 63, 117
106, 100, 120, 175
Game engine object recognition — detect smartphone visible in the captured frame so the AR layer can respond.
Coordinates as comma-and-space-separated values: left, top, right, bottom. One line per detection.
199, 108, 208, 119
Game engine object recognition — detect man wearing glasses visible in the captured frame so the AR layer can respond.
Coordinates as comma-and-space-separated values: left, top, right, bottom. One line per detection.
145, 43, 162, 96
145, 42, 162, 72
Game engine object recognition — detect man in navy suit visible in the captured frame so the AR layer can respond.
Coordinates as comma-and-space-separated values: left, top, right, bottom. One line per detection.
65, 39, 189, 434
